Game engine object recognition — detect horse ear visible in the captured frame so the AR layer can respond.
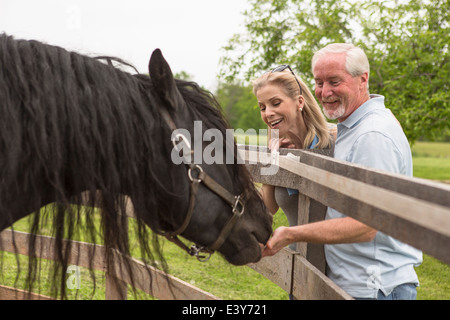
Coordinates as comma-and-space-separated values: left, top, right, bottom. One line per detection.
149, 49, 183, 110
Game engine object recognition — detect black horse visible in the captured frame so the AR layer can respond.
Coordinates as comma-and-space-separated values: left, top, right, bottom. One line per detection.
0, 34, 272, 298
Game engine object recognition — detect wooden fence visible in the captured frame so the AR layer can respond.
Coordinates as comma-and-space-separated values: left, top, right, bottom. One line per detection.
240, 144, 450, 299
0, 198, 219, 300
1, 144, 449, 300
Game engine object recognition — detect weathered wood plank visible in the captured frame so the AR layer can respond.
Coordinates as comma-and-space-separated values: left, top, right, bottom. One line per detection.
0, 285, 55, 300
296, 193, 309, 257
247, 247, 293, 293
248, 248, 352, 300
107, 249, 220, 300
299, 149, 450, 208
239, 144, 450, 207
0, 229, 106, 271
296, 193, 327, 274
291, 254, 352, 300
279, 155, 450, 238
295, 193, 326, 273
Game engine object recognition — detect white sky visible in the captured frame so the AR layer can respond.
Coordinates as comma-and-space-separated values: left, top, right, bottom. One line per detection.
0, 0, 250, 91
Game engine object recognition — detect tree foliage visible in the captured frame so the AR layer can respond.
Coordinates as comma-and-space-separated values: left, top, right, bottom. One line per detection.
219, 0, 449, 143
216, 83, 266, 131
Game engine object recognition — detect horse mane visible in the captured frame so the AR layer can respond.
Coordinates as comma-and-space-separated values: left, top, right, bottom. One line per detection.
0, 34, 250, 299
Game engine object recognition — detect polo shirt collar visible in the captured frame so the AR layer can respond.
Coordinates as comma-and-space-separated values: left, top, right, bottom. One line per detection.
339, 94, 385, 129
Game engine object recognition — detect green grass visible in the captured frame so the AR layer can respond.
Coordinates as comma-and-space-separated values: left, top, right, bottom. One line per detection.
1, 141, 449, 300
412, 141, 450, 182
416, 255, 450, 300
413, 157, 450, 181
411, 141, 450, 159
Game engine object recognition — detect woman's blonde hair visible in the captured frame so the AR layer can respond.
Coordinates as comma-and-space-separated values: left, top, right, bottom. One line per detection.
253, 70, 332, 149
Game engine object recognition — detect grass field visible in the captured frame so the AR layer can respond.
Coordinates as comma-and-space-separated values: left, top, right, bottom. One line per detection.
412, 141, 450, 182
1, 142, 449, 300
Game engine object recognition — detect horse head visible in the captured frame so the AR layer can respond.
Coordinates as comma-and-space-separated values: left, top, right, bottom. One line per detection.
0, 35, 273, 299
145, 49, 272, 265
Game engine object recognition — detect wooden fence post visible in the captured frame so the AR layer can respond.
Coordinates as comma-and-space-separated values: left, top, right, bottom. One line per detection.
296, 194, 327, 274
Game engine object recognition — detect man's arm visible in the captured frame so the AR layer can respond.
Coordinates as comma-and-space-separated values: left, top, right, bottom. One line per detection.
263, 217, 377, 257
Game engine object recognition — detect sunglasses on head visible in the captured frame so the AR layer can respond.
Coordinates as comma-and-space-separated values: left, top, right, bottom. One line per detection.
267, 64, 303, 96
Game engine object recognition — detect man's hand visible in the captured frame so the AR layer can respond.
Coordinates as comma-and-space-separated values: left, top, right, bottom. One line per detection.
262, 226, 292, 257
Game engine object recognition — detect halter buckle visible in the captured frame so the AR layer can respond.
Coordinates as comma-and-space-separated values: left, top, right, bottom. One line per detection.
189, 244, 212, 262
232, 195, 245, 216
188, 165, 203, 183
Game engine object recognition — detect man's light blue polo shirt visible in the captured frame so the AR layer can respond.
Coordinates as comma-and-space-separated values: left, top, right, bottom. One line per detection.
325, 95, 423, 299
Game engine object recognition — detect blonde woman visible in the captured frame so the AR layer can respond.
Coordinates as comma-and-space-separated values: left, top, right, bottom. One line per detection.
253, 65, 335, 230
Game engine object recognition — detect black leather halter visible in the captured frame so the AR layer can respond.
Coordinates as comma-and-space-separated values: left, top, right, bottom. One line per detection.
157, 107, 246, 262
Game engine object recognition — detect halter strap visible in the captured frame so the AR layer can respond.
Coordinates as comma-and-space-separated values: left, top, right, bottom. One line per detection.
156, 106, 246, 261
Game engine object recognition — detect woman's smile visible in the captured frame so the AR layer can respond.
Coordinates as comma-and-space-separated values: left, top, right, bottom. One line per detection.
270, 118, 283, 129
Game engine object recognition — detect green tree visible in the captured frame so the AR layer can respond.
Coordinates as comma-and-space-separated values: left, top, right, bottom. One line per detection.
362, 0, 449, 142
174, 70, 194, 81
219, 0, 449, 143
216, 82, 266, 131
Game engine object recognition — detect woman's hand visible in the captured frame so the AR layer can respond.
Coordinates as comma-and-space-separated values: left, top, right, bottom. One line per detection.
269, 137, 296, 151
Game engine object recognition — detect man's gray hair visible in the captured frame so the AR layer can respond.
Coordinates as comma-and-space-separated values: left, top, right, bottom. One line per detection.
312, 43, 370, 79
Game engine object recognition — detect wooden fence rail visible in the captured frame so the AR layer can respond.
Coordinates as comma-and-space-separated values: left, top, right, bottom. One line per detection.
0, 229, 219, 300
1, 144, 449, 300
239, 144, 450, 299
